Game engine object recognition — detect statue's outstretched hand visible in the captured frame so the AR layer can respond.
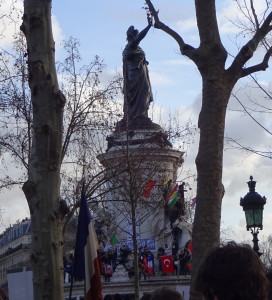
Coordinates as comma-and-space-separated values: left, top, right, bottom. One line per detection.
147, 13, 153, 26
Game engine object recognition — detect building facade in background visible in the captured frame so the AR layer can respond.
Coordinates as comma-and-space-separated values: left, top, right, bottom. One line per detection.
0, 218, 31, 293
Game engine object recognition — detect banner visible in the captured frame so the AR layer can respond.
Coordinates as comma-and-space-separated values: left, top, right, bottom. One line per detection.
159, 255, 174, 274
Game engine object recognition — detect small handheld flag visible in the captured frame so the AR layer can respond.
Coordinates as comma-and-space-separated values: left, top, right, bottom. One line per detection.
109, 235, 119, 246
167, 184, 179, 207
142, 179, 156, 198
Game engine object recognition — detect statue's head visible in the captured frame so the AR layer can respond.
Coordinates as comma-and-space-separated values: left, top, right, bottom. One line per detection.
126, 26, 138, 40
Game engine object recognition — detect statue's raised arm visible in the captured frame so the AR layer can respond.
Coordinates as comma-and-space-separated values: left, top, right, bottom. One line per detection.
122, 17, 153, 124
129, 14, 153, 49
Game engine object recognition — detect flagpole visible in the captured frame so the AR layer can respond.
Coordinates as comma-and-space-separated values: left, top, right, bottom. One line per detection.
70, 182, 84, 300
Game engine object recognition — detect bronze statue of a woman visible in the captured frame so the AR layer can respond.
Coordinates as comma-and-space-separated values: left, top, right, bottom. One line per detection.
122, 16, 153, 123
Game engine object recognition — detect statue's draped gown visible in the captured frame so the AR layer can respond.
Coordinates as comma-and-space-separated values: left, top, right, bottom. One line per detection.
123, 43, 153, 120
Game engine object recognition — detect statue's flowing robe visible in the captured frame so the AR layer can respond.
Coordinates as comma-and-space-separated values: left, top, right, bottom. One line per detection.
123, 45, 153, 120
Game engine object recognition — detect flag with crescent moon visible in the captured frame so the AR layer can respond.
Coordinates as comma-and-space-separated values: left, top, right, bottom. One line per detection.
159, 255, 174, 274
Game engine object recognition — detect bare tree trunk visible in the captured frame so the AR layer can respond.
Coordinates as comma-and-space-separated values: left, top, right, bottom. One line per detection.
131, 199, 140, 300
21, 0, 66, 299
190, 74, 234, 299
145, 1, 272, 299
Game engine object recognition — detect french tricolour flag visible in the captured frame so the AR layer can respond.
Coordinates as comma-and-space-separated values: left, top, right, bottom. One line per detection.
73, 192, 103, 300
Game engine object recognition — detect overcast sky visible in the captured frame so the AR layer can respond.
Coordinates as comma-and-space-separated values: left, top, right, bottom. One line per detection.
1, 0, 271, 246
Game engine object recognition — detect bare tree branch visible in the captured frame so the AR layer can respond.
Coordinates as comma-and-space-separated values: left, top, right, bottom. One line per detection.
145, 0, 196, 59
241, 46, 272, 77
225, 136, 272, 159
250, 0, 260, 30
229, 10, 272, 76
232, 93, 272, 135
250, 74, 272, 104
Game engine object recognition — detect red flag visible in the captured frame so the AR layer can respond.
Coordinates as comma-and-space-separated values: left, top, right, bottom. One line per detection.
142, 179, 156, 198
146, 259, 153, 276
186, 241, 193, 270
188, 241, 193, 253
187, 260, 192, 270
159, 255, 174, 274
73, 192, 103, 300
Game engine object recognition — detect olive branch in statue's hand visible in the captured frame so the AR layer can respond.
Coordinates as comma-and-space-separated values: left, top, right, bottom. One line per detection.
142, 4, 154, 26
147, 12, 153, 26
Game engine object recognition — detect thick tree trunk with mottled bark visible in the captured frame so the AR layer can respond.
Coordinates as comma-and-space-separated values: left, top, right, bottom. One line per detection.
21, 0, 66, 299
145, 0, 272, 299
191, 71, 234, 299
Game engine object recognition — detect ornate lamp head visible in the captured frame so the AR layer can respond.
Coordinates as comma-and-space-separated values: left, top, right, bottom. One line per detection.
240, 176, 266, 230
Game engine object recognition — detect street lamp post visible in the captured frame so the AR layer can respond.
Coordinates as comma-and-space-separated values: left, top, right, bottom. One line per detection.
240, 176, 266, 256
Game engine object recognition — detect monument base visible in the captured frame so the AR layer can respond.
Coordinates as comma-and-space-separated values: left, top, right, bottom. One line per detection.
106, 118, 173, 152
115, 117, 162, 132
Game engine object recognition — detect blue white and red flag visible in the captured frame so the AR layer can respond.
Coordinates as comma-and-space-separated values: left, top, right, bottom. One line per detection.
73, 192, 103, 300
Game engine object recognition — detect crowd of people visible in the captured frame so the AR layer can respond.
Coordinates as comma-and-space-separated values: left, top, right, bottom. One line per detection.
63, 240, 272, 299
63, 253, 74, 283
100, 245, 156, 282
63, 241, 193, 284
103, 241, 272, 300
99, 242, 192, 282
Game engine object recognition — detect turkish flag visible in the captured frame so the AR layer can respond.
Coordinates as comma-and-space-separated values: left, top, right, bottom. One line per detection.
159, 255, 174, 274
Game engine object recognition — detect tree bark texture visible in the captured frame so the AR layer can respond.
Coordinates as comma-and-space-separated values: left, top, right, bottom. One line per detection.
147, 0, 238, 298
21, 1, 66, 299
146, 0, 271, 299
190, 1, 236, 299
191, 73, 234, 300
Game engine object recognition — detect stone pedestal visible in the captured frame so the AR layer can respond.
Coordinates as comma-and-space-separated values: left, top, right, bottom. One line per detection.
97, 123, 191, 251
96, 120, 192, 297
